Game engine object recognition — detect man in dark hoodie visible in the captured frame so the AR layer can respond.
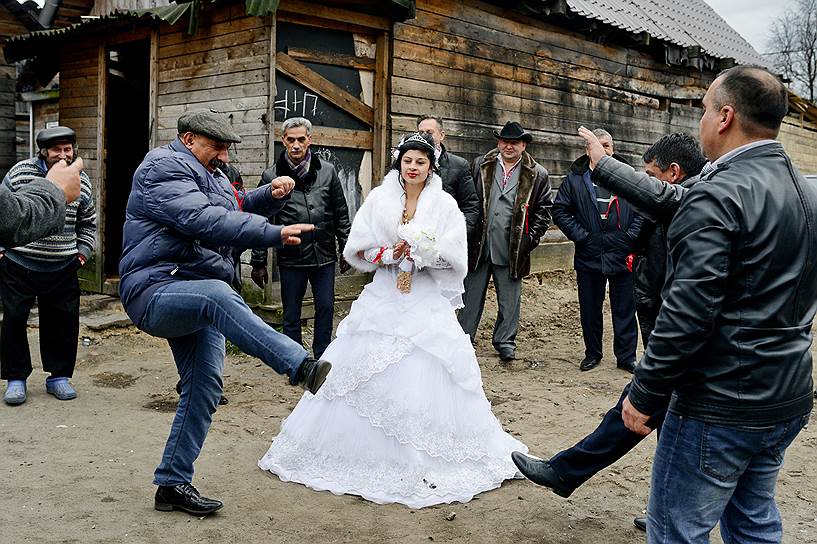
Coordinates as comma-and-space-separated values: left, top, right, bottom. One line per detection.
251, 117, 351, 358
552, 129, 642, 373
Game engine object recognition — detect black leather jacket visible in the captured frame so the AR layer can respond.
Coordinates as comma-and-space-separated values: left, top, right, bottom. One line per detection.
594, 144, 817, 426
251, 152, 351, 268
438, 145, 480, 259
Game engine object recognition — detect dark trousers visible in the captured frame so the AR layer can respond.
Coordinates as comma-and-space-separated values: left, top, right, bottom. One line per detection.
549, 381, 668, 490
0, 257, 80, 381
576, 270, 637, 363
279, 263, 335, 359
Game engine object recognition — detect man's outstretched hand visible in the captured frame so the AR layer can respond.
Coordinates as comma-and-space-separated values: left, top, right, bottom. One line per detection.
46, 157, 84, 203
577, 126, 605, 171
281, 223, 314, 246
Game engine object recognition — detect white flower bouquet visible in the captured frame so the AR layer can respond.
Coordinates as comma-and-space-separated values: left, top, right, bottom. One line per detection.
397, 223, 439, 270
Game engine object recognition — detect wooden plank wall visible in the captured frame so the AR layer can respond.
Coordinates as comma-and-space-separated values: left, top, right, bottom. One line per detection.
59, 42, 101, 183
391, 0, 711, 181
0, 9, 26, 178
154, 4, 272, 180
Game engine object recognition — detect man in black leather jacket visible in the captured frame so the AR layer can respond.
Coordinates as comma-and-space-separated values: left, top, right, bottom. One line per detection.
251, 117, 351, 358
416, 115, 480, 258
511, 133, 704, 532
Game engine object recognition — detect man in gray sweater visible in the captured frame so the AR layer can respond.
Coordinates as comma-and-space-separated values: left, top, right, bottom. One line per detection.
0, 157, 83, 247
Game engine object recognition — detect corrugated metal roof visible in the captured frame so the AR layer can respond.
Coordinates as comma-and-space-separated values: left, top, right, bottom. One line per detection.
561, 0, 771, 68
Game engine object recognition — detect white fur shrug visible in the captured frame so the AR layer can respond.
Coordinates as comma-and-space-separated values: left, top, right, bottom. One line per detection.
343, 170, 468, 305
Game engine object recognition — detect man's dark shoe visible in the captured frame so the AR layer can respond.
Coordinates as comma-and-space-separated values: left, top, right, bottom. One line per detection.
633, 516, 647, 532
579, 356, 601, 371
617, 359, 636, 373
499, 351, 515, 363
176, 381, 228, 405
293, 358, 332, 394
511, 451, 574, 498
154, 483, 223, 515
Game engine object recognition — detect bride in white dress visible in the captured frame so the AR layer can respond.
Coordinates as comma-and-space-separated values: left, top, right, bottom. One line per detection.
258, 132, 527, 508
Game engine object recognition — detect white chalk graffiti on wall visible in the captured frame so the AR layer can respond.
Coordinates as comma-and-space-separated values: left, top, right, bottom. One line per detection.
275, 90, 319, 117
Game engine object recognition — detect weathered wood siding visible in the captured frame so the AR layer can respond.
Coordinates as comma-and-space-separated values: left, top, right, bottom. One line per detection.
0, 7, 26, 178
391, 0, 711, 180
155, 4, 272, 179
59, 42, 101, 183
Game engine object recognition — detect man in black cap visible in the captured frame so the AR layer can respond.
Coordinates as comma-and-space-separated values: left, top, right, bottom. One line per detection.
458, 121, 552, 362
1, 126, 96, 405
0, 158, 83, 248
552, 128, 642, 373
119, 108, 331, 516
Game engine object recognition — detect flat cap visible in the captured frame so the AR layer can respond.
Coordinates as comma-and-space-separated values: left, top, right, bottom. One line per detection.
177, 109, 242, 144
36, 126, 76, 149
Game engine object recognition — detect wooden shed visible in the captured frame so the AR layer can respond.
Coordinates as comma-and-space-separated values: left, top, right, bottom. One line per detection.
5, 0, 817, 307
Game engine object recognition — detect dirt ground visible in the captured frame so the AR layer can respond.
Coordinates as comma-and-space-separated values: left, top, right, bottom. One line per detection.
3, 269, 817, 544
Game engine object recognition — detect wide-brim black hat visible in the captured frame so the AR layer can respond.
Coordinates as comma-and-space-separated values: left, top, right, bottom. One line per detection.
493, 121, 532, 143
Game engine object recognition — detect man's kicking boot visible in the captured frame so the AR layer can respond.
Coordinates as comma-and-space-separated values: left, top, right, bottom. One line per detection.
511, 451, 575, 498
292, 358, 332, 394
633, 517, 647, 532
154, 483, 223, 515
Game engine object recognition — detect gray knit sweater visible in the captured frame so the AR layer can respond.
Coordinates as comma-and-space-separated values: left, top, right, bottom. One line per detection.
1, 158, 96, 264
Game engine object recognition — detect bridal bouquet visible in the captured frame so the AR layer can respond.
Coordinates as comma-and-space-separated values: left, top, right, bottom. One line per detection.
396, 223, 439, 270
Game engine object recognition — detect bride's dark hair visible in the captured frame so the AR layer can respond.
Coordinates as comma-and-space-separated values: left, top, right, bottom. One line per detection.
390, 132, 437, 173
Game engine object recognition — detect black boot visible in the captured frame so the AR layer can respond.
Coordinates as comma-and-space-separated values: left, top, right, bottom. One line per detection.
292, 358, 332, 394
633, 516, 647, 532
154, 483, 223, 515
511, 451, 575, 498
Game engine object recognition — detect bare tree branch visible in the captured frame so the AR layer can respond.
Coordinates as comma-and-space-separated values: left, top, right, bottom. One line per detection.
767, 0, 817, 102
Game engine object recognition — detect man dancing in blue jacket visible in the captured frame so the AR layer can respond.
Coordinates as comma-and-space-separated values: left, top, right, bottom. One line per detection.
119, 109, 331, 516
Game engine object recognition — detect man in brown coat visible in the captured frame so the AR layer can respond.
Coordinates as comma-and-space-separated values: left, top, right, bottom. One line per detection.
458, 121, 552, 361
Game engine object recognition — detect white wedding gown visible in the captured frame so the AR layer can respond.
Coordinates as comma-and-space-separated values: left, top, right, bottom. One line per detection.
259, 264, 527, 508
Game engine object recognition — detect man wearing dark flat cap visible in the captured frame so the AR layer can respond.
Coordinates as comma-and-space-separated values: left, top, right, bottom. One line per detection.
1, 125, 96, 406
458, 121, 552, 362
119, 108, 332, 516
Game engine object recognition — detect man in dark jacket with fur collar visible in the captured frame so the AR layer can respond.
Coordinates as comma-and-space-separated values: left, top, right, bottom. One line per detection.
458, 121, 552, 362
552, 129, 642, 373
251, 117, 351, 358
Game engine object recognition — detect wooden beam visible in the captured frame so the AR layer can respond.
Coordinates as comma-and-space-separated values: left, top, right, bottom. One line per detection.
276, 53, 374, 126
278, 0, 390, 30
286, 46, 376, 71
149, 29, 159, 148
273, 126, 373, 149
372, 31, 390, 181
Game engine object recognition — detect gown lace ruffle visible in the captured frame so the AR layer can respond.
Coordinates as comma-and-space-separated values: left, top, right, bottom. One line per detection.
258, 268, 528, 508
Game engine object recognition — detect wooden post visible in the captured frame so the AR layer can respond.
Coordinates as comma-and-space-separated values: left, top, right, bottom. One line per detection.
149, 29, 159, 149
372, 31, 390, 183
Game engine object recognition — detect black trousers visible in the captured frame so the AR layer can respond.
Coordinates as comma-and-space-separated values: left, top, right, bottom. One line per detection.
636, 301, 659, 350
0, 257, 80, 381
549, 381, 668, 490
576, 270, 638, 364
279, 263, 335, 359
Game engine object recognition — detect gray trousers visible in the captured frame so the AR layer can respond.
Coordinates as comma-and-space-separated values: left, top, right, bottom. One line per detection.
457, 255, 522, 356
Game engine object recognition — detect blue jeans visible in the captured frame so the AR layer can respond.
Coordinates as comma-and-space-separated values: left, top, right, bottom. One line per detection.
279, 263, 335, 358
140, 279, 309, 485
648, 411, 809, 543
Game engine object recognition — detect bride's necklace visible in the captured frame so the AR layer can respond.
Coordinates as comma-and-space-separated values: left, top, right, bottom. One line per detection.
397, 206, 413, 294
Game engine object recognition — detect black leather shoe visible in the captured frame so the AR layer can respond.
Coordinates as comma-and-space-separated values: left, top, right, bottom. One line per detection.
633, 516, 647, 532
617, 360, 636, 373
293, 358, 332, 394
511, 451, 574, 498
154, 483, 223, 515
579, 356, 601, 371
499, 351, 516, 363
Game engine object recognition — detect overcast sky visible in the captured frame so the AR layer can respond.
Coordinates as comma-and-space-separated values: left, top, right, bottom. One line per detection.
705, 0, 796, 54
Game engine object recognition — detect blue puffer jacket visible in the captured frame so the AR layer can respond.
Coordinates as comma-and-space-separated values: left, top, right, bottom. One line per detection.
552, 154, 643, 275
119, 138, 289, 326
